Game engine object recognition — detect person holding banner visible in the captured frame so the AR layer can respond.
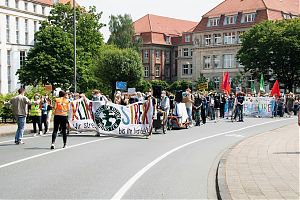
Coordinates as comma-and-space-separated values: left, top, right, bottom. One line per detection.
51, 90, 69, 149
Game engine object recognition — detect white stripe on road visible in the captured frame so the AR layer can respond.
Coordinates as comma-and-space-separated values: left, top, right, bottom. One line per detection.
111, 118, 293, 200
0, 137, 113, 169
0, 133, 52, 144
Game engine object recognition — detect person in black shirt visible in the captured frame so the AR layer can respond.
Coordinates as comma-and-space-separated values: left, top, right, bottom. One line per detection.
236, 92, 245, 122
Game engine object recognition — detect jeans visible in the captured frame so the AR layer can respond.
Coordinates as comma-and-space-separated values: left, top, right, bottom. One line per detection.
15, 116, 26, 142
41, 114, 48, 133
186, 107, 193, 124
52, 115, 68, 145
210, 106, 215, 120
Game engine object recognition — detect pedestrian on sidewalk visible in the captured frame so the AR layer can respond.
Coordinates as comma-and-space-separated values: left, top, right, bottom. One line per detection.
29, 93, 42, 136
51, 90, 69, 149
6, 88, 31, 144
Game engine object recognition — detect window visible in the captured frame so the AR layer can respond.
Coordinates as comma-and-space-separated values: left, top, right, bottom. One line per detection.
190, 64, 193, 75
182, 64, 189, 75
155, 50, 160, 58
143, 50, 149, 59
213, 55, 221, 68
144, 65, 149, 77
183, 48, 189, 57
204, 34, 212, 46
5, 0, 9, 7
207, 18, 220, 27
242, 13, 256, 23
8, 65, 12, 93
190, 49, 193, 57
34, 21, 37, 33
185, 35, 190, 43
237, 31, 244, 43
25, 19, 28, 45
214, 77, 220, 89
223, 54, 235, 68
42, 6, 45, 15
213, 33, 222, 45
33, 4, 37, 13
224, 15, 237, 25
20, 51, 26, 67
224, 32, 236, 44
166, 36, 171, 44
6, 16, 10, 43
204, 56, 211, 69
15, 0, 19, 8
24, 2, 28, 11
166, 51, 170, 64
7, 50, 11, 66
16, 17, 19, 44
155, 65, 160, 77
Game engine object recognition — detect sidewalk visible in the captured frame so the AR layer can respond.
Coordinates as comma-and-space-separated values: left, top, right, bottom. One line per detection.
0, 122, 53, 137
217, 123, 300, 199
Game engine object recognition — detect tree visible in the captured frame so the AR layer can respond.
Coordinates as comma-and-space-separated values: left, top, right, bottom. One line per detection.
168, 80, 193, 92
17, 3, 105, 91
237, 19, 300, 92
95, 47, 143, 98
107, 14, 141, 50
150, 80, 169, 91
17, 26, 74, 88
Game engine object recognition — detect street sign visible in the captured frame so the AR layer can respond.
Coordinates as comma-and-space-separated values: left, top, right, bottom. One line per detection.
198, 83, 208, 91
116, 82, 127, 91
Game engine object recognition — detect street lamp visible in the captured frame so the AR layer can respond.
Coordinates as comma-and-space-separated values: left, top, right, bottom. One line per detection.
73, 0, 77, 93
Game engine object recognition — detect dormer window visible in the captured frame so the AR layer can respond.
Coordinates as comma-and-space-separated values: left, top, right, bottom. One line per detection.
241, 13, 256, 23
166, 36, 171, 44
184, 35, 191, 43
224, 15, 237, 25
207, 17, 220, 27
282, 13, 291, 19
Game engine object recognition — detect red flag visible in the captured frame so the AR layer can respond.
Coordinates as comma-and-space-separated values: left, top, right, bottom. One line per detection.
271, 80, 280, 97
222, 72, 231, 95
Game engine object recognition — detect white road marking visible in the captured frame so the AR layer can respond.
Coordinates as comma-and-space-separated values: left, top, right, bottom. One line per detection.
225, 134, 245, 138
111, 118, 293, 200
0, 137, 113, 169
0, 133, 52, 144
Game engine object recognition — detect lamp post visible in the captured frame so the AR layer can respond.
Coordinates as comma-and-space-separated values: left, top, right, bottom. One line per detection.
73, 0, 77, 93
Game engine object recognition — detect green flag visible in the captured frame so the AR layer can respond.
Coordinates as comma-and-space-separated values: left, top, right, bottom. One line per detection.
251, 81, 256, 94
260, 74, 265, 93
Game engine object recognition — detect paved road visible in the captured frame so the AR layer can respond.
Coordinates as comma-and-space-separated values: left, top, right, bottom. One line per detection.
0, 117, 296, 199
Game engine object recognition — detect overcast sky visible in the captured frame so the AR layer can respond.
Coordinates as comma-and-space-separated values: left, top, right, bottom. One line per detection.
76, 0, 224, 41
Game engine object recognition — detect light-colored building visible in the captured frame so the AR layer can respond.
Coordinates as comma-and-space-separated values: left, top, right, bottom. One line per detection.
0, 0, 74, 94
192, 0, 299, 89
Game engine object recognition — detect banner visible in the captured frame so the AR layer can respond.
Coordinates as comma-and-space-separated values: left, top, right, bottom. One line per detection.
68, 98, 154, 136
243, 97, 275, 117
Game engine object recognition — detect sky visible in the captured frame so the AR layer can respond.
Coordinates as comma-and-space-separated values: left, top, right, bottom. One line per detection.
76, 0, 224, 41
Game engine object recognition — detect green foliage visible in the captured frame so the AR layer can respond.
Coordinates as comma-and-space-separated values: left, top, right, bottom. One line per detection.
107, 14, 140, 50
195, 73, 208, 85
136, 80, 152, 93
0, 93, 16, 122
17, 3, 105, 92
168, 80, 193, 92
95, 47, 143, 98
150, 80, 169, 91
237, 19, 300, 91
208, 80, 215, 91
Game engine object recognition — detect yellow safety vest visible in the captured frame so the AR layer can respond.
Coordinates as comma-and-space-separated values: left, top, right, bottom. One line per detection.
30, 100, 41, 116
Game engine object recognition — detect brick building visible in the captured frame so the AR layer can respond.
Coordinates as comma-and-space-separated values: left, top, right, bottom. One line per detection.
133, 14, 197, 81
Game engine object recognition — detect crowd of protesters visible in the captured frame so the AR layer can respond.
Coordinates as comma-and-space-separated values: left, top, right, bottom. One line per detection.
6, 87, 300, 147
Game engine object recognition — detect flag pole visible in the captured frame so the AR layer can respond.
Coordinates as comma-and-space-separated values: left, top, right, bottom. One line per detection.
73, 0, 77, 93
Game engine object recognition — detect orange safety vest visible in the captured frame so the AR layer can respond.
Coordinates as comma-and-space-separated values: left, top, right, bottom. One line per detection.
54, 97, 69, 116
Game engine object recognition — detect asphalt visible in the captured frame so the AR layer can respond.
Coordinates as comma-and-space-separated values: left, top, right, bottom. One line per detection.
0, 117, 296, 199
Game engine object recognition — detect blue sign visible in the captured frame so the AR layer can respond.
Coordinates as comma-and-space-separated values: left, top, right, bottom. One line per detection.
116, 82, 127, 90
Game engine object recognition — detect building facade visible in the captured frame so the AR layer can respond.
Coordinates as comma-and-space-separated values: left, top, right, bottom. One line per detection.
192, 0, 299, 89
134, 14, 197, 82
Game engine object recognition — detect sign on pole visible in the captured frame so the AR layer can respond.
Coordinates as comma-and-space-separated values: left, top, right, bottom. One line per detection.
198, 83, 208, 91
116, 82, 127, 91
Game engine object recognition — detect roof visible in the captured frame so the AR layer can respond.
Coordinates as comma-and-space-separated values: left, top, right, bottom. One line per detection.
32, 0, 79, 6
204, 0, 299, 17
33, 0, 53, 5
134, 14, 198, 36
134, 14, 197, 45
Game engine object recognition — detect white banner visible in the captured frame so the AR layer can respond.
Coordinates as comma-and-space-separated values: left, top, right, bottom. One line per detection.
68, 99, 154, 136
243, 97, 275, 117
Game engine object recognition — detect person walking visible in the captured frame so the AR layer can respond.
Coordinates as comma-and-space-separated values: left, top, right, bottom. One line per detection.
7, 88, 31, 144
183, 88, 194, 127
51, 90, 69, 149
220, 94, 226, 118
40, 96, 50, 134
30, 93, 42, 136
201, 95, 207, 124
236, 92, 245, 122
209, 93, 215, 121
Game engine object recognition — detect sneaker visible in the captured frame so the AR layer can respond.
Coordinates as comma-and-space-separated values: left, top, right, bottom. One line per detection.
33, 133, 38, 137
50, 144, 55, 150
39, 131, 43, 135
63, 144, 67, 148
18, 140, 25, 144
